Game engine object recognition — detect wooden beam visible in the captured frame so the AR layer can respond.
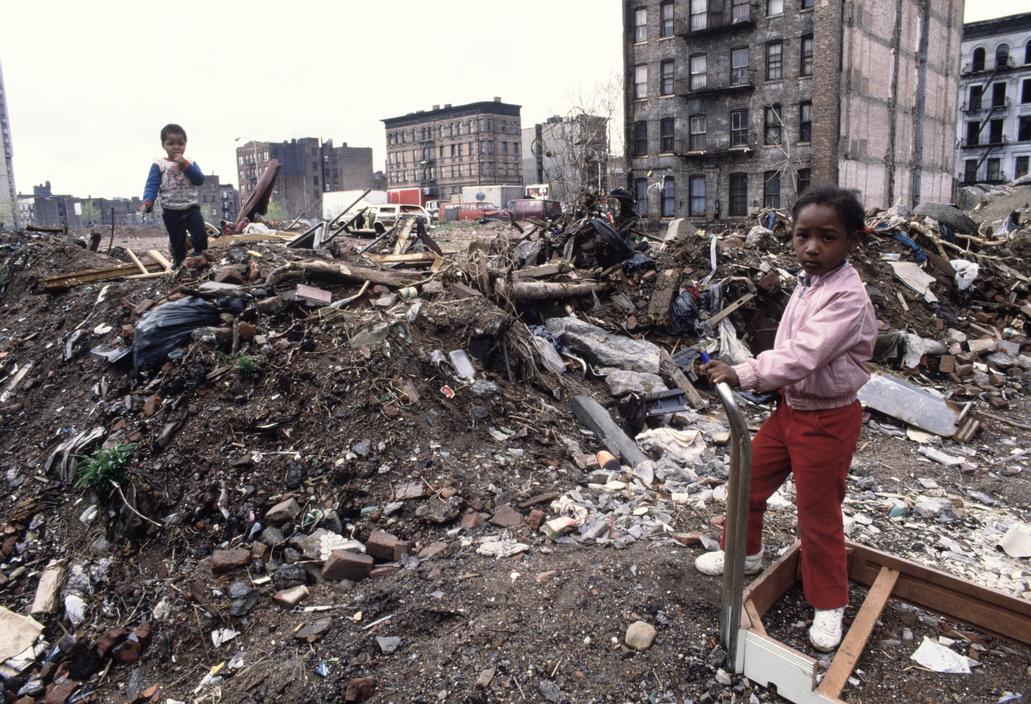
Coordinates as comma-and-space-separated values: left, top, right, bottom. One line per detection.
367, 252, 439, 266
124, 247, 149, 275
817, 566, 899, 698
708, 292, 756, 328
742, 542, 801, 617
147, 249, 172, 272
658, 352, 706, 410
743, 599, 766, 637
847, 542, 1031, 645
43, 260, 164, 291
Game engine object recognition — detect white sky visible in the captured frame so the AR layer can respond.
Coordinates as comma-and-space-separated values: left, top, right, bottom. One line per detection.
1, 0, 1025, 199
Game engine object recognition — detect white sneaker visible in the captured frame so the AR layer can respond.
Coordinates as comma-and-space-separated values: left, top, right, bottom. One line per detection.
694, 548, 764, 576
809, 607, 845, 652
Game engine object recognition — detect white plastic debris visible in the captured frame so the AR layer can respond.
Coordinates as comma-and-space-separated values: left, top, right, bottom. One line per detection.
998, 523, 1031, 558
476, 538, 530, 558
949, 259, 979, 291
910, 636, 970, 674
211, 628, 239, 647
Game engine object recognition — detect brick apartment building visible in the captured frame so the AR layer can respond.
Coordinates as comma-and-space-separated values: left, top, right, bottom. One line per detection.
236, 138, 374, 219
195, 174, 239, 224
26, 182, 145, 229
382, 98, 523, 200
956, 12, 1031, 185
0, 60, 17, 229
623, 0, 962, 222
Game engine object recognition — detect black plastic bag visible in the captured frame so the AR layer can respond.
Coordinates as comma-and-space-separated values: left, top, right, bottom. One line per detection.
133, 296, 222, 370
623, 252, 657, 274
668, 291, 700, 335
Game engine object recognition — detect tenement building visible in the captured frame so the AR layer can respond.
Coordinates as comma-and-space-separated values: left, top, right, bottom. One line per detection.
236, 138, 374, 219
956, 12, 1031, 185
623, 0, 962, 222
383, 99, 523, 201
0, 60, 17, 229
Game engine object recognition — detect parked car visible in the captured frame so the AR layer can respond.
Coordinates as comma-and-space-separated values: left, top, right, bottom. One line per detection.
347, 203, 433, 236
505, 199, 563, 220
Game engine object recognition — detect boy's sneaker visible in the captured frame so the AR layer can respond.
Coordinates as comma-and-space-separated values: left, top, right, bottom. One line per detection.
808, 607, 845, 652
694, 548, 764, 576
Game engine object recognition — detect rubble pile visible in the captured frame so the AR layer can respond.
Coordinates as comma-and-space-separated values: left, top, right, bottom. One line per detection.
0, 185, 1029, 703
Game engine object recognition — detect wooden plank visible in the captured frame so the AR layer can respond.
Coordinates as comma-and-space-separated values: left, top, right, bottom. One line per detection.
742, 542, 801, 617
743, 599, 766, 637
708, 292, 756, 328
817, 566, 899, 698
847, 542, 1031, 645
367, 253, 439, 265
647, 268, 682, 327
124, 248, 149, 275
147, 249, 172, 272
392, 216, 418, 255
43, 261, 164, 291
658, 351, 705, 410
513, 263, 570, 280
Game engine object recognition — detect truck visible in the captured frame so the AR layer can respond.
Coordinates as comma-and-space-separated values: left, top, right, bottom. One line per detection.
460, 185, 524, 210
387, 187, 429, 207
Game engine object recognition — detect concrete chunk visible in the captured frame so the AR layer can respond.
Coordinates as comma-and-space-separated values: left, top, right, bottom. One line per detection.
857, 373, 958, 437
571, 395, 649, 466
545, 317, 661, 374
600, 368, 667, 397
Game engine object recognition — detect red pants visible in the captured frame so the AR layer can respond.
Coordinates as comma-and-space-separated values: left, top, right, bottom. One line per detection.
726, 400, 863, 609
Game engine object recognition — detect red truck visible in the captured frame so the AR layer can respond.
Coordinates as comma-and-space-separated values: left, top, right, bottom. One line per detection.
387, 188, 427, 207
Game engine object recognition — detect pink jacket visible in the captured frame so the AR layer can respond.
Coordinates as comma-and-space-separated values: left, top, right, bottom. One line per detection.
732, 262, 876, 411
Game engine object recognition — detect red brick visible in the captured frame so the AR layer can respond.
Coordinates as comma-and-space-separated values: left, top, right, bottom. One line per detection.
95, 628, 129, 657
211, 548, 251, 575
237, 321, 257, 341
525, 509, 546, 531
295, 284, 332, 306
142, 394, 162, 418
322, 550, 373, 582
344, 677, 376, 702
213, 268, 245, 285
460, 511, 485, 530
366, 531, 408, 561
44, 681, 78, 704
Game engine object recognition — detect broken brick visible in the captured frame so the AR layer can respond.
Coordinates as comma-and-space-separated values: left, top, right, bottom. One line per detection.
460, 511, 486, 530
237, 321, 257, 341
490, 504, 523, 529
95, 628, 129, 658
344, 677, 376, 702
211, 548, 251, 575
525, 509, 546, 531
322, 550, 373, 582
366, 531, 408, 561
142, 394, 162, 418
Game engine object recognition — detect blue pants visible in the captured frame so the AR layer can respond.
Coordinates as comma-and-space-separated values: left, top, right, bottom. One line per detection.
162, 205, 208, 265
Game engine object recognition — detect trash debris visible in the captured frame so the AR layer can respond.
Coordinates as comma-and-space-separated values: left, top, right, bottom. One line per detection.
910, 636, 972, 674
998, 524, 1031, 559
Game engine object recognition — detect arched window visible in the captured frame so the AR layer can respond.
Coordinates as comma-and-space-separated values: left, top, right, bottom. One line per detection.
996, 43, 1010, 69
972, 47, 985, 72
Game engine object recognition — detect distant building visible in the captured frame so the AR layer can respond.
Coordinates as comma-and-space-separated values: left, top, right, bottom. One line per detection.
956, 12, 1031, 185
30, 182, 81, 229
521, 114, 609, 206
25, 182, 145, 229
236, 138, 374, 219
382, 98, 523, 201
623, 0, 962, 221
220, 184, 239, 223
0, 60, 17, 229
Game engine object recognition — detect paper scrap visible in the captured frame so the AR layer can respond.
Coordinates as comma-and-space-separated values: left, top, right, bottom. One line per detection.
910, 636, 970, 674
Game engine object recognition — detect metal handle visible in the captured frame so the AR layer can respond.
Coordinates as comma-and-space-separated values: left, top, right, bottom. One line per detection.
715, 382, 753, 671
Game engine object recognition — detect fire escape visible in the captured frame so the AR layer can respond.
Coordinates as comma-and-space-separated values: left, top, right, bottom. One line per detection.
961, 57, 1015, 181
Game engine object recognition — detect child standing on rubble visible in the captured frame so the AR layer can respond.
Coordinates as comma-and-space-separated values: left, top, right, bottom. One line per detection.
696, 185, 876, 653
140, 123, 207, 268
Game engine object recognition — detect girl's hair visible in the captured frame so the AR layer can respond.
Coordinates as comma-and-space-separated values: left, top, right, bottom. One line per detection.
160, 123, 187, 142
792, 185, 865, 235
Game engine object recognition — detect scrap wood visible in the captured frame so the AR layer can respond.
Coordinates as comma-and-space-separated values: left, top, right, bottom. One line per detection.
512, 263, 572, 280
367, 252, 440, 267
707, 292, 756, 328
392, 215, 418, 256
494, 279, 609, 301
43, 257, 165, 291
124, 248, 149, 275
264, 260, 423, 289
658, 351, 705, 410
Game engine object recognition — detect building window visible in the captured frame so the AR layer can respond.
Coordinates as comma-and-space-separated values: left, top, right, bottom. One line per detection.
731, 47, 749, 85
963, 159, 979, 183
660, 1, 674, 37
799, 101, 812, 143
800, 34, 814, 77
989, 119, 1003, 143
1023, 79, 1031, 103
634, 7, 647, 42
632, 121, 648, 156
660, 60, 675, 95
662, 178, 677, 216
634, 64, 648, 98
690, 53, 707, 90
1016, 156, 1029, 179
729, 173, 748, 216
766, 41, 783, 80
690, 0, 707, 31
767, 0, 783, 16
763, 171, 781, 208
689, 175, 705, 216
635, 177, 649, 215
992, 82, 1006, 107
996, 44, 1010, 69
972, 47, 985, 72
689, 115, 706, 151
968, 85, 983, 110
801, 0, 813, 8
732, 0, 750, 21
764, 105, 782, 145
1019, 116, 1031, 142
966, 121, 980, 146
660, 118, 675, 153
730, 109, 749, 147
797, 168, 811, 195
987, 158, 1001, 181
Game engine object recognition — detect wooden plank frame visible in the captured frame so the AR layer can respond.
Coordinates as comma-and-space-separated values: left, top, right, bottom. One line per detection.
737, 541, 1031, 704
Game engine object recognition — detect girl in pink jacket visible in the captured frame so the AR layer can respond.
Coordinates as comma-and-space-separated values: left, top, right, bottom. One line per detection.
697, 186, 877, 652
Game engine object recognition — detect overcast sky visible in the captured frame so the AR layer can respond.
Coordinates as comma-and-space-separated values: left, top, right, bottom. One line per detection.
1, 0, 1026, 199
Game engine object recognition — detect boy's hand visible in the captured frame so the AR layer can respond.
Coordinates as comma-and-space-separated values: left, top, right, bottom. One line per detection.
173, 155, 187, 168
139, 202, 152, 214
702, 360, 739, 387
